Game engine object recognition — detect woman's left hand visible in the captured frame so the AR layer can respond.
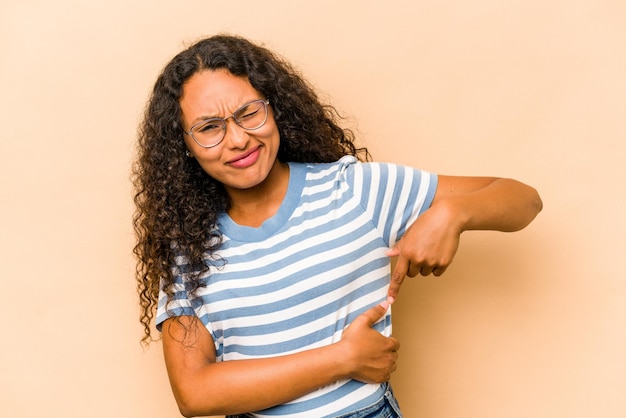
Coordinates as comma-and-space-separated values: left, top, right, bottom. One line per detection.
386, 199, 461, 302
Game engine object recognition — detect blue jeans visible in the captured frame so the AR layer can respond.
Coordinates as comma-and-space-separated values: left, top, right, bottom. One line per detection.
334, 383, 402, 418
227, 383, 402, 418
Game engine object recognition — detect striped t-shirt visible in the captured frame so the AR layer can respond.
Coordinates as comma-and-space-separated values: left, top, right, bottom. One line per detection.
156, 155, 438, 417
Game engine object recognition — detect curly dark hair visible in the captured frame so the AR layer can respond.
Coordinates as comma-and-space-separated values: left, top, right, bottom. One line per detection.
132, 34, 370, 343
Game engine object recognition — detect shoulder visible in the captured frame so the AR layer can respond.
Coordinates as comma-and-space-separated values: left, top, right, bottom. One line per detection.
290, 155, 358, 173
288, 156, 360, 187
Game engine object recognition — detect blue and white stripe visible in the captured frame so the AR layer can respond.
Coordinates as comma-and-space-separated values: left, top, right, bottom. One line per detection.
157, 155, 437, 417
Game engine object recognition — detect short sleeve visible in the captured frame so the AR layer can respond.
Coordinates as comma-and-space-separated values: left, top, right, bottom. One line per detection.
343, 157, 438, 247
155, 275, 198, 331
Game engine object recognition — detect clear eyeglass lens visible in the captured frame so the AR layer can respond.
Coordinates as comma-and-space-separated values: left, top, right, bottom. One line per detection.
234, 100, 267, 129
191, 100, 268, 147
191, 120, 226, 147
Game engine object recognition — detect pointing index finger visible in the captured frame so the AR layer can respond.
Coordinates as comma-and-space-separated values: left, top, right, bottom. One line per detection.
388, 254, 409, 301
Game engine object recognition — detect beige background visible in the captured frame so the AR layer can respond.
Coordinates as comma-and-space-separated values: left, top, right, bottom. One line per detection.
1, 1, 624, 417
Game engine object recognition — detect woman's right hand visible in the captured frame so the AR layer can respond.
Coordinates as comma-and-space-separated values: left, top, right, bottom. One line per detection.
338, 301, 400, 383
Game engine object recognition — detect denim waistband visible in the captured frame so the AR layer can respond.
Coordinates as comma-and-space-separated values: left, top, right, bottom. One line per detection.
333, 382, 403, 418
226, 382, 403, 418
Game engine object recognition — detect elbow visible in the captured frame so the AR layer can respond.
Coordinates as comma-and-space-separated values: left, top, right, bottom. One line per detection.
176, 401, 213, 418
175, 397, 199, 418
512, 179, 543, 218
173, 390, 218, 418
504, 182, 543, 232
531, 187, 543, 217
520, 186, 543, 229
179, 408, 195, 418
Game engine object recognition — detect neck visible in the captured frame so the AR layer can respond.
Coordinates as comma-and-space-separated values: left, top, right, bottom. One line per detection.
226, 161, 290, 227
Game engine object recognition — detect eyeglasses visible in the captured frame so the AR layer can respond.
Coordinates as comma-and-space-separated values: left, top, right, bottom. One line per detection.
183, 99, 270, 148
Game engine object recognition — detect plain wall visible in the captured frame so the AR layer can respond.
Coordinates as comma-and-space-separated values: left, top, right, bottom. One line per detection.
1, 1, 624, 417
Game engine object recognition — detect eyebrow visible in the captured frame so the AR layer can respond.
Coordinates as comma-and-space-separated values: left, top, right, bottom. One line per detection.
190, 114, 221, 125
189, 99, 262, 125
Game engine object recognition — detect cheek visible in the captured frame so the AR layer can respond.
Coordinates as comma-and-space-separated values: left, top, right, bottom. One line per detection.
187, 142, 222, 170
262, 120, 281, 144
263, 113, 279, 136
185, 138, 220, 161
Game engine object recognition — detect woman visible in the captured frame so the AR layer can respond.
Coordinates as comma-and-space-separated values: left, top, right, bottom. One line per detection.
133, 35, 542, 417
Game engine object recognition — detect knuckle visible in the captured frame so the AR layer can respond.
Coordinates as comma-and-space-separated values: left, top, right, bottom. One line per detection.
391, 274, 404, 284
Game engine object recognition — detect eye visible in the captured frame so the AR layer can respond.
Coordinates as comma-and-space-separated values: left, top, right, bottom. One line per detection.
195, 120, 223, 133
238, 106, 260, 120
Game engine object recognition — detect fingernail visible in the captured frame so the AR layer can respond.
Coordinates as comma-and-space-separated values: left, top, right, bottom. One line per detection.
379, 300, 389, 310
387, 296, 395, 305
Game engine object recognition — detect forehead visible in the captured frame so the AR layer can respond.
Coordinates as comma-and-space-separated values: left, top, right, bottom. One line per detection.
179, 69, 259, 120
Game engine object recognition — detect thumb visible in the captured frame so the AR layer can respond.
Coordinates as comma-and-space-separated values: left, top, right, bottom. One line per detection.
358, 300, 390, 327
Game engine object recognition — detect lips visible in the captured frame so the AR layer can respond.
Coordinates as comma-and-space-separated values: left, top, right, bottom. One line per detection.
227, 145, 261, 168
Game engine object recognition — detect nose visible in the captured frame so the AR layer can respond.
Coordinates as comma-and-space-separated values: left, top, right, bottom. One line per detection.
223, 117, 249, 149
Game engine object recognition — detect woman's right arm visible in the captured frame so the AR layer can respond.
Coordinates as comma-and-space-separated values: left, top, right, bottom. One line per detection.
162, 301, 398, 417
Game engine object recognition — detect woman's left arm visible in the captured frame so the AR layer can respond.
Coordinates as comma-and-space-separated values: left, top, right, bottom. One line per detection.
387, 176, 543, 301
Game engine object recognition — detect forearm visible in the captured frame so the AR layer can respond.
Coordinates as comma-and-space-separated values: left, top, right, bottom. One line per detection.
435, 177, 542, 233
163, 303, 395, 417
386, 176, 542, 292
167, 342, 349, 417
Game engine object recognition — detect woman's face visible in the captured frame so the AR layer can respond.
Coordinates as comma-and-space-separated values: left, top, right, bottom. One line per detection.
179, 69, 282, 192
